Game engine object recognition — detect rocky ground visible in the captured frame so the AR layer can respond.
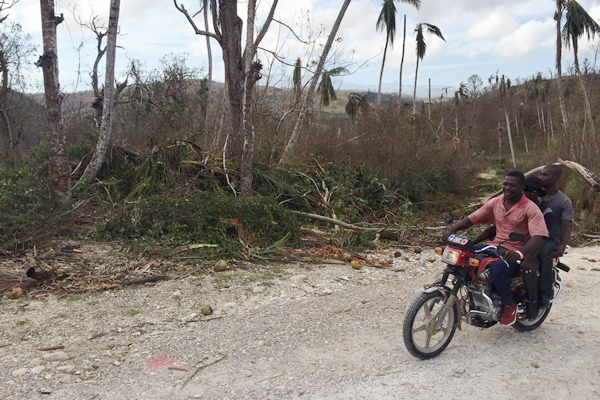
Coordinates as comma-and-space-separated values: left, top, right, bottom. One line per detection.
1, 245, 600, 400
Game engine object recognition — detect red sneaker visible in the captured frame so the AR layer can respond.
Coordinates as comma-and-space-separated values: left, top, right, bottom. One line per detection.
500, 303, 517, 325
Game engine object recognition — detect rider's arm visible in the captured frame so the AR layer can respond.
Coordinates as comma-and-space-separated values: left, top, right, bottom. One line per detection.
472, 225, 496, 244
551, 219, 571, 257
520, 235, 546, 260
441, 217, 473, 241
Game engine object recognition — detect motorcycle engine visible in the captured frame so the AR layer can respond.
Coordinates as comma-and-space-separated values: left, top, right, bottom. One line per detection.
468, 281, 502, 323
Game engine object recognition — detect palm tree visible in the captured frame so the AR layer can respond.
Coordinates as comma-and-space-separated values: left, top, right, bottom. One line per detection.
345, 92, 369, 121
317, 67, 348, 107
563, 0, 600, 142
376, 0, 420, 104
293, 57, 302, 99
412, 23, 445, 114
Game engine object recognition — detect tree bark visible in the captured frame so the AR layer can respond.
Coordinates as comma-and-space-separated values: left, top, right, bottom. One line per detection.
278, 0, 352, 167
77, 0, 121, 186
239, 0, 258, 196
412, 57, 419, 114
37, 0, 70, 205
398, 14, 406, 103
377, 35, 389, 104
202, 0, 213, 154
504, 104, 517, 169
555, 0, 569, 133
428, 78, 431, 119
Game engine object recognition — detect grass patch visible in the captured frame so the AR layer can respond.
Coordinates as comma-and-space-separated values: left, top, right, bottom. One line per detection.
66, 295, 83, 302
125, 309, 141, 316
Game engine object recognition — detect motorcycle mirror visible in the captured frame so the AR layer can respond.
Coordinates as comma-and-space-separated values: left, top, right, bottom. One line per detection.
508, 232, 526, 242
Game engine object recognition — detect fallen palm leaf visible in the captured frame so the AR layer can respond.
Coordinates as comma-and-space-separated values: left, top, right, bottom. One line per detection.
174, 244, 218, 253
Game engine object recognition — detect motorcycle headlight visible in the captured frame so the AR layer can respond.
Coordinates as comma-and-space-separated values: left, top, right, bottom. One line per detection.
442, 247, 461, 265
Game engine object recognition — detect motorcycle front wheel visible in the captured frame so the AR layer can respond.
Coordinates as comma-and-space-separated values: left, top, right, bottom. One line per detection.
403, 291, 458, 360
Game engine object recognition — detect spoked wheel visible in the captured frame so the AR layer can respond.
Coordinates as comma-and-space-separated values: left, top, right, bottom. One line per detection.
403, 291, 458, 360
513, 304, 551, 332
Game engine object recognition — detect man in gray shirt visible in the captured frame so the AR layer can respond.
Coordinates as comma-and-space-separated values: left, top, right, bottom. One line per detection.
539, 165, 573, 308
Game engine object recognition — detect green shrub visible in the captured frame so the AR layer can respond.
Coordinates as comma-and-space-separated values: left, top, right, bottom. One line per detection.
97, 192, 300, 258
0, 168, 53, 251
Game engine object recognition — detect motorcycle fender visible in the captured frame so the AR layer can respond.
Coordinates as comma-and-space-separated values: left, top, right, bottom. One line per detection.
422, 285, 445, 294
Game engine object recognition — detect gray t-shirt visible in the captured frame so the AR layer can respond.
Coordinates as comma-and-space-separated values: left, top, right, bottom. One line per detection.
543, 190, 573, 244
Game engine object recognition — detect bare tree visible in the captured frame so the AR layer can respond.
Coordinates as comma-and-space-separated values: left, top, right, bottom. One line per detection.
0, 0, 19, 24
36, 0, 70, 205
174, 0, 278, 158
77, 0, 121, 186
398, 14, 407, 103
278, 0, 352, 167
501, 75, 516, 168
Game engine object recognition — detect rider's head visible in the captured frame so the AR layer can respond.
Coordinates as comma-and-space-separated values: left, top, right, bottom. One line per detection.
539, 165, 562, 189
523, 176, 546, 202
503, 171, 525, 201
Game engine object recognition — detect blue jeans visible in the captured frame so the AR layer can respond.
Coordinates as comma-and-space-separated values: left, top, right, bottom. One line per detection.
490, 259, 521, 305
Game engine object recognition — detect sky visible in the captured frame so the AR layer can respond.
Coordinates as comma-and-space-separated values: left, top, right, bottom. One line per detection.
5, 0, 600, 96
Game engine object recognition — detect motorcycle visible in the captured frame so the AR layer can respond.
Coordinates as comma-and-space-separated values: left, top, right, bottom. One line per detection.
402, 232, 570, 360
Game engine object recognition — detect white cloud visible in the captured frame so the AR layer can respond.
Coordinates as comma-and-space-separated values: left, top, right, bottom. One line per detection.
494, 19, 555, 59
468, 10, 517, 40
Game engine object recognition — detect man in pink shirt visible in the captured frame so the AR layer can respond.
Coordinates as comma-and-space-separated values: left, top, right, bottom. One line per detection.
443, 171, 548, 325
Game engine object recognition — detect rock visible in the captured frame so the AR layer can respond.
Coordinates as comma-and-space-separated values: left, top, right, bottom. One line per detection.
350, 260, 363, 270
290, 275, 308, 283
252, 286, 265, 294
183, 313, 198, 322
413, 247, 422, 254
5, 287, 23, 299
113, 361, 121, 366
30, 358, 46, 367
322, 289, 333, 295
201, 304, 213, 316
172, 290, 182, 299
393, 251, 402, 258
12, 368, 28, 377
57, 365, 76, 374
428, 257, 436, 263
214, 260, 228, 272
30, 365, 47, 374
43, 351, 69, 362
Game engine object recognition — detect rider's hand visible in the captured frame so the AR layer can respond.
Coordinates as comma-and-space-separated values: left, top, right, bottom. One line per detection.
519, 259, 534, 276
504, 250, 523, 263
549, 244, 566, 259
441, 230, 454, 241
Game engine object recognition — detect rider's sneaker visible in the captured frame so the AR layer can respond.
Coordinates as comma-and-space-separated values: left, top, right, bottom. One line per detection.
539, 295, 551, 309
500, 303, 517, 325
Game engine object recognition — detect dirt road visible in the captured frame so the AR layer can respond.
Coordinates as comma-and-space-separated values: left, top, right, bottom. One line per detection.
1, 246, 599, 399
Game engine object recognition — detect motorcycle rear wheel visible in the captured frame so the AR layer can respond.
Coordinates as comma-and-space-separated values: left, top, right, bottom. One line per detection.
403, 291, 458, 360
512, 304, 552, 332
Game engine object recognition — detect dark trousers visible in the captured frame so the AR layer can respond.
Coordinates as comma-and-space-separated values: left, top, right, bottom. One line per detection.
539, 240, 558, 298
490, 259, 521, 305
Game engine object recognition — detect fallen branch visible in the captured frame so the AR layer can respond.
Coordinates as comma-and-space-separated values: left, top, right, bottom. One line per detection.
120, 276, 170, 286
38, 345, 65, 351
294, 211, 410, 239
486, 160, 600, 201
180, 353, 228, 388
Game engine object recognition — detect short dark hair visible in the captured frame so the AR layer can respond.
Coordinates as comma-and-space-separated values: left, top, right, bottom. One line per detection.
544, 164, 562, 177
506, 170, 525, 185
